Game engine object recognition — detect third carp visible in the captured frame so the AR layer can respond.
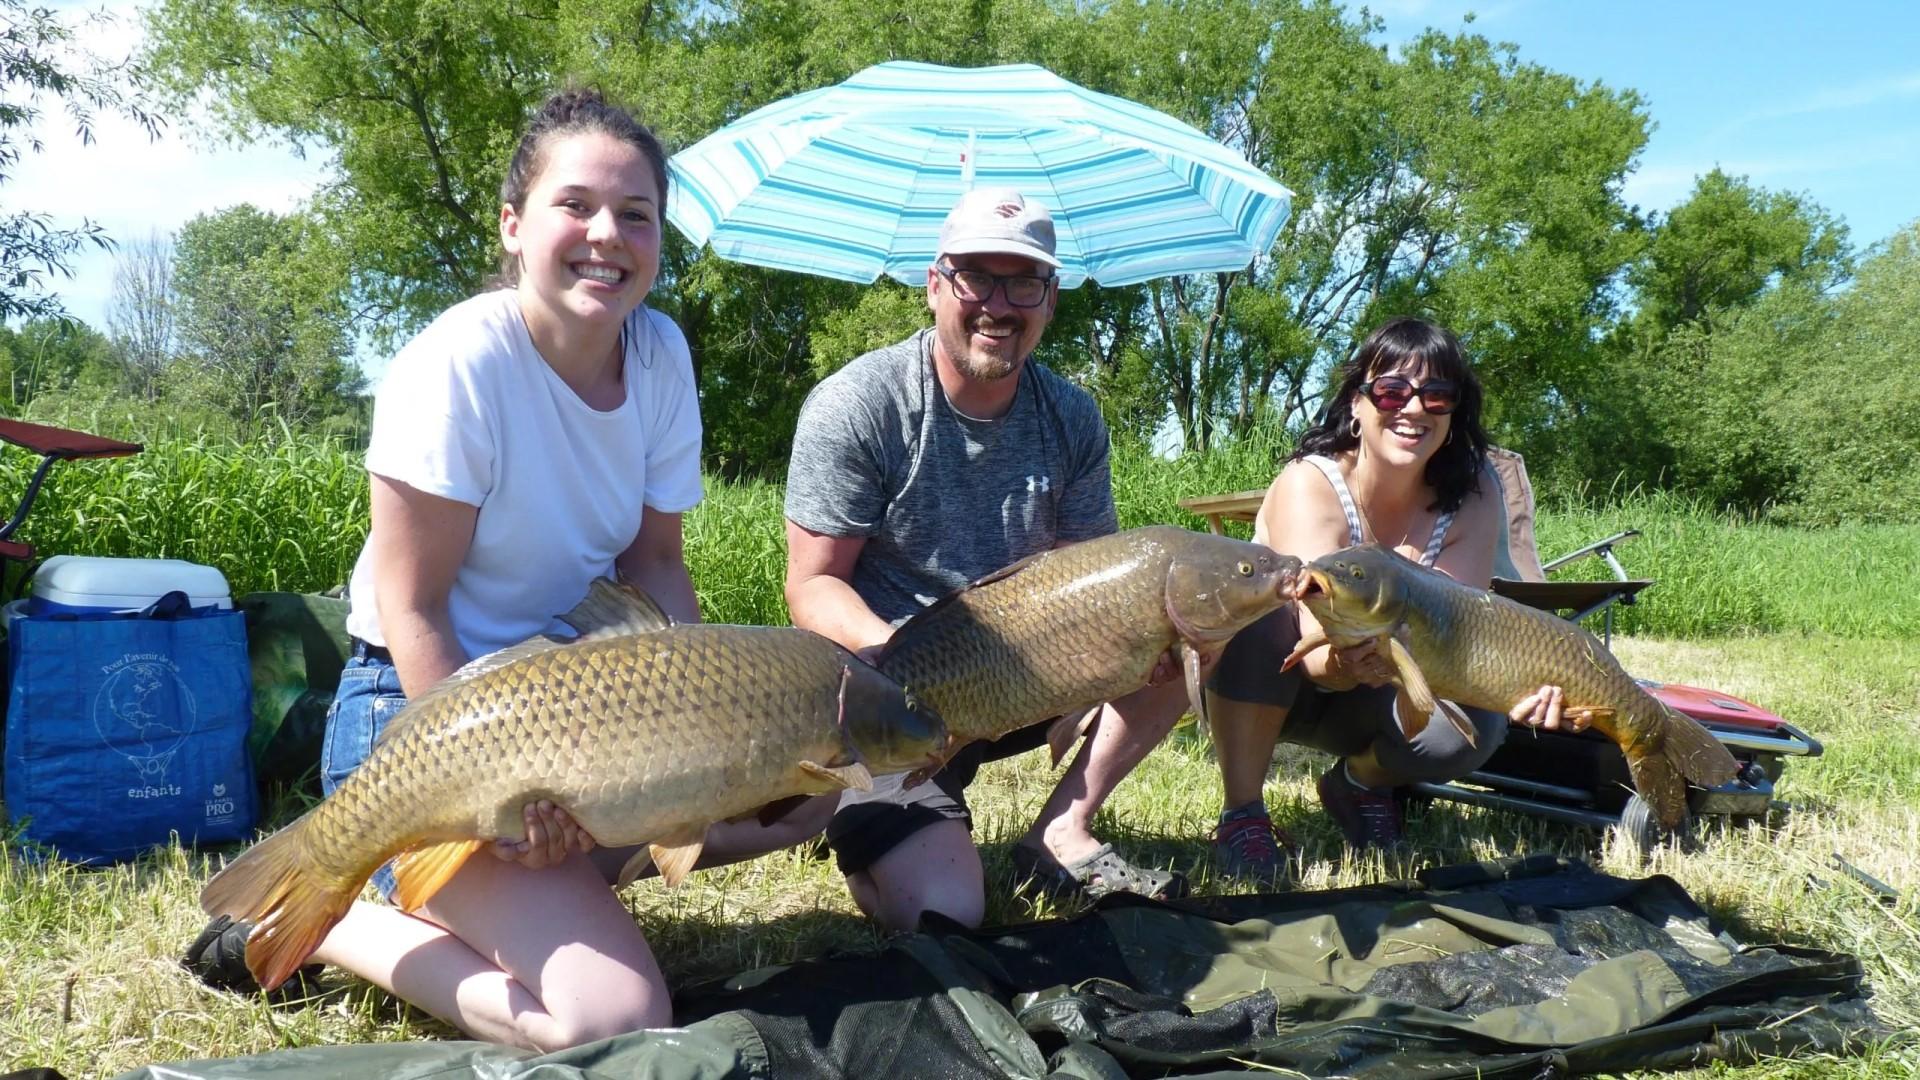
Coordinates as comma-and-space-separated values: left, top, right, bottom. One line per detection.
1288, 543, 1738, 829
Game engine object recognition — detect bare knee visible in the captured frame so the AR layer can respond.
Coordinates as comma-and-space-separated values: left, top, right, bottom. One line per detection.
523, 969, 671, 1051
849, 822, 983, 932
864, 870, 985, 932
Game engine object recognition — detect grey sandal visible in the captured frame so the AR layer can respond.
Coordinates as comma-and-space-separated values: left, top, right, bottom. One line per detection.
1012, 842, 1189, 902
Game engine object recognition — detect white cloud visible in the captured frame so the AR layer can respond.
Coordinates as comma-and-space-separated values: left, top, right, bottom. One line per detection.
1740, 71, 1920, 123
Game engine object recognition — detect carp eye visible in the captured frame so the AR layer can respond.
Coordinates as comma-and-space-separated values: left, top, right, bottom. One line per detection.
1351, 567, 1366, 580
1237, 560, 1253, 576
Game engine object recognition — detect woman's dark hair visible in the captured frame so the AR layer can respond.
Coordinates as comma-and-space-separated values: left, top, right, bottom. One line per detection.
497, 87, 669, 282
1294, 316, 1488, 513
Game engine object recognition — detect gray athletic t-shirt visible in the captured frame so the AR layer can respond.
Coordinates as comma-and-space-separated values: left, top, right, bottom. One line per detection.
785, 329, 1118, 624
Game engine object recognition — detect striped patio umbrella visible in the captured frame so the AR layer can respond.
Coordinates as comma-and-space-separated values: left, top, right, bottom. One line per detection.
667, 61, 1293, 288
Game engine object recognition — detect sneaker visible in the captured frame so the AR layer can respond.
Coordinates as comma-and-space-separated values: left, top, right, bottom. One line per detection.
183, 914, 322, 996
1316, 765, 1407, 851
1212, 813, 1295, 883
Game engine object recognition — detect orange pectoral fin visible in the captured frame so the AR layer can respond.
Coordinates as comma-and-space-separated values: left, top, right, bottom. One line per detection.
1393, 694, 1431, 740
648, 825, 707, 887
389, 839, 488, 913
1046, 706, 1101, 767
1383, 636, 1438, 716
1281, 630, 1330, 672
800, 760, 875, 792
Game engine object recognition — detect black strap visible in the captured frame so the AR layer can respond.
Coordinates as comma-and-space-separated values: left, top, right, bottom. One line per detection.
350, 636, 395, 664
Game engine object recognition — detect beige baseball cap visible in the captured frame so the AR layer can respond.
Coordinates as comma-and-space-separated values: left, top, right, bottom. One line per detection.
935, 187, 1061, 269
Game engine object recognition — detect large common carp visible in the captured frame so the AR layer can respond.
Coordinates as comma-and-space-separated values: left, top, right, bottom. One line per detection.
876, 525, 1302, 755
201, 580, 945, 991
1287, 544, 1738, 828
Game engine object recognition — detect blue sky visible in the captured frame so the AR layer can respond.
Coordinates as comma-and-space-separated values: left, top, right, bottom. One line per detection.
15, 0, 1919, 350
1369, 0, 1919, 246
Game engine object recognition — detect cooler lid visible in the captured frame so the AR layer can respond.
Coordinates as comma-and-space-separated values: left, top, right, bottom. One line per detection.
32, 555, 232, 602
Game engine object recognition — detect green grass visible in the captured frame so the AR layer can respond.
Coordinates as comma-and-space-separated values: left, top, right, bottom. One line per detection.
3, 631, 1916, 1076
0, 434, 369, 598
7, 435, 1915, 639
4, 436, 1920, 1075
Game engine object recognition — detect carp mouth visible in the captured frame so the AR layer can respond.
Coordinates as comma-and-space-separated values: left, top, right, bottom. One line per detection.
1295, 569, 1328, 602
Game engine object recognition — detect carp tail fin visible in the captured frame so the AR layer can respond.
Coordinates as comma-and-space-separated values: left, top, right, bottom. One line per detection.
1623, 750, 1690, 832
198, 819, 361, 992
1659, 703, 1741, 788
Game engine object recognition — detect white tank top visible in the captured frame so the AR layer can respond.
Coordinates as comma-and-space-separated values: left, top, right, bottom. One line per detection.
1302, 454, 1453, 567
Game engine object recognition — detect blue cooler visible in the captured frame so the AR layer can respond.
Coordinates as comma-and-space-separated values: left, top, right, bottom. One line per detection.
3, 558, 256, 862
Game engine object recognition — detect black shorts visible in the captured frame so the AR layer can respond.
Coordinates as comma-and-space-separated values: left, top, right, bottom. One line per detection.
825, 718, 1053, 876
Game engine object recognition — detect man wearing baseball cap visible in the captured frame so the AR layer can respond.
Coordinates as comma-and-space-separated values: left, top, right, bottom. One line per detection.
783, 188, 1194, 931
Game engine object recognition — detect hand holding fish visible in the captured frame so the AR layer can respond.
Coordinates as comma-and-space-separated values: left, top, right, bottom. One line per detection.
1510, 684, 1580, 732
1327, 638, 1396, 688
492, 800, 596, 868
1147, 645, 1216, 687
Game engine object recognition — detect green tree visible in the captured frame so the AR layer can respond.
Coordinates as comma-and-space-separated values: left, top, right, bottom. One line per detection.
144, 0, 1658, 473
170, 204, 365, 439
1628, 168, 1850, 333
106, 230, 174, 402
0, 315, 117, 409
1010, 0, 1650, 453
1, 0, 160, 321
1770, 222, 1920, 524
142, 0, 557, 336
1538, 172, 1856, 501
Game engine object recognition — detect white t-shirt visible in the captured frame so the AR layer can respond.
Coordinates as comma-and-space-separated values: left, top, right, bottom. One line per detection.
345, 289, 703, 660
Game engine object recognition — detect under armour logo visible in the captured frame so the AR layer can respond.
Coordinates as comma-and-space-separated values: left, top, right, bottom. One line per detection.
1026, 475, 1051, 494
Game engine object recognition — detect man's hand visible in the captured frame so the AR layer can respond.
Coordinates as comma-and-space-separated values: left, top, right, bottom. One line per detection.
491, 800, 596, 870
1145, 645, 1218, 687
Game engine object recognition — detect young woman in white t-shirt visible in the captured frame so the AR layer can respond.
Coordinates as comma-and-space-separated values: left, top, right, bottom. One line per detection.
185, 89, 835, 1050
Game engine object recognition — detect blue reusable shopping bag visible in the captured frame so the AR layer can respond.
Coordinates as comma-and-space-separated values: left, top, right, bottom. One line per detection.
3, 591, 256, 863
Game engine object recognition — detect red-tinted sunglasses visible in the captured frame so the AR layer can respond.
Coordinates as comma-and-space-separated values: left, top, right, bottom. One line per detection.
1361, 375, 1459, 415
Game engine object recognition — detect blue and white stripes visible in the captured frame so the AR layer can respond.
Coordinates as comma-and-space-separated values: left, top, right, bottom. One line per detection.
667, 61, 1294, 288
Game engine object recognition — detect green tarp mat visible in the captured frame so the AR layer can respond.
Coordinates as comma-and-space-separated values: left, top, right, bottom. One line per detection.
106, 855, 1886, 1079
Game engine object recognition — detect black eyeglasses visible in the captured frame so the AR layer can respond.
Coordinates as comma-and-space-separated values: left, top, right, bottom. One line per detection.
1360, 375, 1459, 415
934, 262, 1055, 308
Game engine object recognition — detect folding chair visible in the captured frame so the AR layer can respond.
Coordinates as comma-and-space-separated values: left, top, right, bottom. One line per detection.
0, 418, 143, 596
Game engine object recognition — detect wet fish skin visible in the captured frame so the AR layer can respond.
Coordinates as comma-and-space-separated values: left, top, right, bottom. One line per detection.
199, 581, 945, 991
877, 525, 1303, 744
1294, 544, 1739, 829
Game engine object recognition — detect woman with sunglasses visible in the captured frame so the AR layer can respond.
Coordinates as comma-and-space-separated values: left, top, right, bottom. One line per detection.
1203, 316, 1574, 879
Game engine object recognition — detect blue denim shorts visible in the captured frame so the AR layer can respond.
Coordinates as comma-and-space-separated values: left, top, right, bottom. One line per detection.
323, 649, 409, 899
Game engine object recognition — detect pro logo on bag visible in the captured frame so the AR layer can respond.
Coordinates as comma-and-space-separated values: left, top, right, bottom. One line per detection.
5, 592, 256, 863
